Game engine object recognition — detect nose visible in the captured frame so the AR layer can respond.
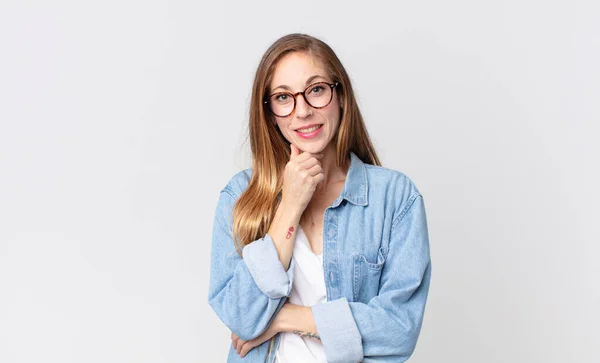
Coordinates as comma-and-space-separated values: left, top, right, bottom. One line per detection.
294, 94, 312, 118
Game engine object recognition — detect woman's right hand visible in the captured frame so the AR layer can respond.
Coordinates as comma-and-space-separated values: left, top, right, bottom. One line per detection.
281, 143, 325, 216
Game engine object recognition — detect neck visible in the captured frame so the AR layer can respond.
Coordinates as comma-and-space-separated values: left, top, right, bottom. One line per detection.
314, 143, 348, 195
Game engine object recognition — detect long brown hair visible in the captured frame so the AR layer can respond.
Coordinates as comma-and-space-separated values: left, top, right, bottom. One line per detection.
231, 33, 381, 256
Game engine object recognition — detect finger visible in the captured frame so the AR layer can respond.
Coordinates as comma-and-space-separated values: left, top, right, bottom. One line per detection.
236, 339, 246, 354
300, 156, 322, 170
240, 342, 253, 358
307, 163, 323, 177
313, 172, 326, 185
290, 143, 300, 158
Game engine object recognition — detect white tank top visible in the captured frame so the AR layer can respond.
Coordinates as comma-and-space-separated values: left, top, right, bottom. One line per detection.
274, 225, 328, 363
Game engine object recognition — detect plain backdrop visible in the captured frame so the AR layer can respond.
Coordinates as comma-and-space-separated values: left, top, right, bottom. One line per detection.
1, 1, 598, 362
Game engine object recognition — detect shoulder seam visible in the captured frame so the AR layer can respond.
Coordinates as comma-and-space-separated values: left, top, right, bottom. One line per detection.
221, 186, 238, 200
364, 164, 411, 179
392, 192, 422, 229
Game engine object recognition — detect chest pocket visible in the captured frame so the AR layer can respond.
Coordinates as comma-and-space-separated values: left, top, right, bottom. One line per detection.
352, 246, 387, 303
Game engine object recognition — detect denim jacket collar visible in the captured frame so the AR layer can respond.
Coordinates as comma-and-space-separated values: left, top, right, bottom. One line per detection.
332, 151, 369, 207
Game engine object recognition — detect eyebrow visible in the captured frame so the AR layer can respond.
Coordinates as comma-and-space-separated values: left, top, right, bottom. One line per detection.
272, 75, 327, 92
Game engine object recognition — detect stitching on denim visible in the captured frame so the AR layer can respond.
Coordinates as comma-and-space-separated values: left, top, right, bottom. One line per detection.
353, 255, 360, 301
360, 154, 368, 205
219, 189, 240, 259
392, 192, 421, 229
221, 186, 238, 200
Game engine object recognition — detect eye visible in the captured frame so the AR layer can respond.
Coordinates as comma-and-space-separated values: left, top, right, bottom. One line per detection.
309, 85, 325, 94
273, 93, 292, 103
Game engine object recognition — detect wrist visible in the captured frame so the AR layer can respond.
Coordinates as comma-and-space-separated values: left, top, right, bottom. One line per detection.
277, 303, 307, 333
277, 303, 293, 332
278, 199, 303, 223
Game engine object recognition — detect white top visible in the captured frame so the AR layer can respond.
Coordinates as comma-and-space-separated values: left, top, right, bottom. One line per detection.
274, 225, 328, 363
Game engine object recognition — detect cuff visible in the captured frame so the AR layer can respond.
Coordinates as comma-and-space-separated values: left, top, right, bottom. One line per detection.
242, 233, 295, 299
311, 297, 363, 363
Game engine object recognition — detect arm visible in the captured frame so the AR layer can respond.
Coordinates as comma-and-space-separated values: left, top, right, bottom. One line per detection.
233, 302, 321, 358
311, 193, 432, 363
278, 303, 321, 341
207, 187, 301, 341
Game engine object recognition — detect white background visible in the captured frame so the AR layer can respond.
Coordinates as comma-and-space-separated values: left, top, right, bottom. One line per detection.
1, 1, 598, 362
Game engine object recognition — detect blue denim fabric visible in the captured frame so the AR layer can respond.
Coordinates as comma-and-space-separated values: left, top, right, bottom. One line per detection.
208, 151, 432, 363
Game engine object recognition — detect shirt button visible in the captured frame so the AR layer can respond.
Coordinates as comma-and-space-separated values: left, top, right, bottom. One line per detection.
330, 271, 335, 282
329, 229, 334, 238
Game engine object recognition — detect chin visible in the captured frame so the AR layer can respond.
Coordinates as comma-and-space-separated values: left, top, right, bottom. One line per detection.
298, 144, 325, 154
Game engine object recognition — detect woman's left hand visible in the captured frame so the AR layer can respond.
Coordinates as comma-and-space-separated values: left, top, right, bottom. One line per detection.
231, 304, 287, 358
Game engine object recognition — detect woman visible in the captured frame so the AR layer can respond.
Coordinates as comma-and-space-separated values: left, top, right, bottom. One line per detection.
208, 33, 431, 363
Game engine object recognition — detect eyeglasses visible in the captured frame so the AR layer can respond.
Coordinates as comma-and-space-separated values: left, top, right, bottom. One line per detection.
264, 81, 339, 117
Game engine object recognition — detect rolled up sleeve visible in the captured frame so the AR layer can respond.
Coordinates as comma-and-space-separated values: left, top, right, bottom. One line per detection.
242, 232, 296, 299
208, 188, 295, 341
312, 297, 363, 362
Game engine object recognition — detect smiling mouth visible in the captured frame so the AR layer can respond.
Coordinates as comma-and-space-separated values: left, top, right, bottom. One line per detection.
296, 124, 322, 134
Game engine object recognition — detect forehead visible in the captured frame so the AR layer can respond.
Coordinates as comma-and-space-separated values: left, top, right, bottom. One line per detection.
270, 52, 327, 89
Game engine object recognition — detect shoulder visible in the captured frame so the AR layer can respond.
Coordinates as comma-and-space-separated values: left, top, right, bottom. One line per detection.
364, 163, 422, 197
363, 163, 424, 224
220, 168, 253, 199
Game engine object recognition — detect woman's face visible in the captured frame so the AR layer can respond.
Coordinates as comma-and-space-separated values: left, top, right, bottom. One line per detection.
268, 52, 341, 154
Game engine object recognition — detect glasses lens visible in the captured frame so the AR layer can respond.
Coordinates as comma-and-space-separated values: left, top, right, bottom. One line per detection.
305, 82, 333, 108
268, 93, 294, 116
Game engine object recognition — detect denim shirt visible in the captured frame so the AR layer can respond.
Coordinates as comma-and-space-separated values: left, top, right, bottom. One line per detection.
208, 151, 432, 363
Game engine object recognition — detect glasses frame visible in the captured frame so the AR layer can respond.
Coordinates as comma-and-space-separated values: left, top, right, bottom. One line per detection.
264, 81, 339, 117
